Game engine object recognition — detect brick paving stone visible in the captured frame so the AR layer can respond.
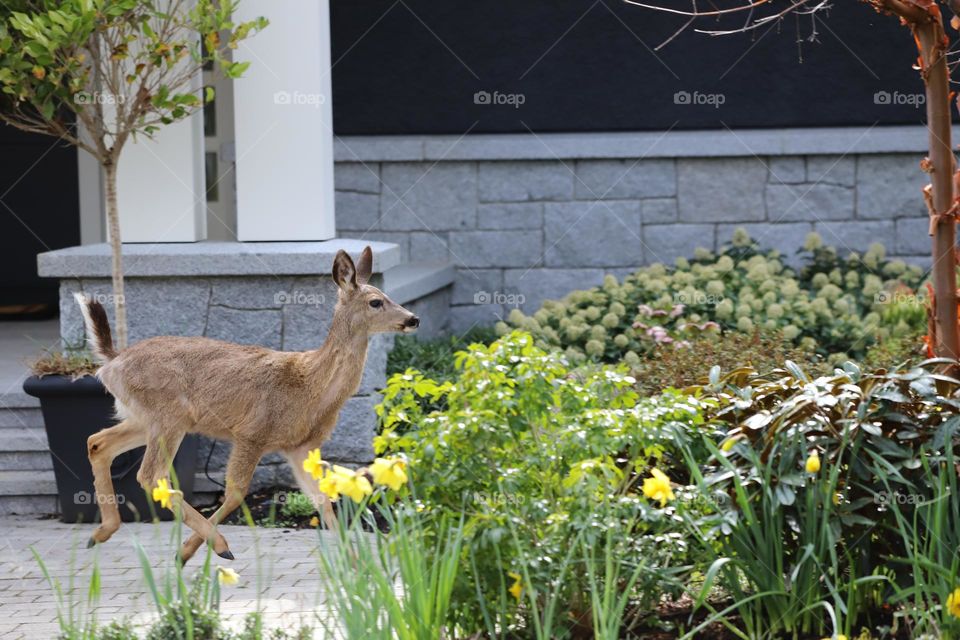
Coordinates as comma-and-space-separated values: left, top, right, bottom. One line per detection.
0, 516, 344, 639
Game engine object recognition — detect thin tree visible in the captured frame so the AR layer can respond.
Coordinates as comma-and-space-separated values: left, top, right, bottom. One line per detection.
0, 0, 267, 348
624, 0, 960, 364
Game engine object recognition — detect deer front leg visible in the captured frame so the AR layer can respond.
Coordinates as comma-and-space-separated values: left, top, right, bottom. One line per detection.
285, 444, 339, 531
177, 442, 263, 565
87, 420, 147, 547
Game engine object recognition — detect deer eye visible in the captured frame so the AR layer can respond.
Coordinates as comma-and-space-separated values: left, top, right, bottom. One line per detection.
369, 299, 383, 308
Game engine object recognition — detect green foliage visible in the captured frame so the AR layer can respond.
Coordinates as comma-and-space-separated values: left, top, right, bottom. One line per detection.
386, 326, 498, 382
317, 505, 464, 639
683, 358, 960, 637
502, 229, 926, 363
376, 331, 718, 632
277, 491, 314, 520
0, 0, 266, 143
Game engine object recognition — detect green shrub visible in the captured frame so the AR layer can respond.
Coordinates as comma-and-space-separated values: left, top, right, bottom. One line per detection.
683, 358, 960, 637
376, 331, 717, 632
387, 326, 498, 382
501, 229, 926, 363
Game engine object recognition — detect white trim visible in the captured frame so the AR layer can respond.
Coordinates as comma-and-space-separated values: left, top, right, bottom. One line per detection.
333, 125, 934, 162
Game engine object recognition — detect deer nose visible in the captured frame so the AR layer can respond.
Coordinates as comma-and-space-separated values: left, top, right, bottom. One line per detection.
404, 315, 420, 328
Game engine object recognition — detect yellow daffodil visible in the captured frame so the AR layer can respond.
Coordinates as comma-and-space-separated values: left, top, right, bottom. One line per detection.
318, 471, 341, 501
805, 451, 821, 474
217, 566, 240, 586
720, 435, 741, 452
369, 457, 408, 491
642, 468, 675, 507
332, 465, 373, 503
819, 635, 847, 640
151, 478, 181, 510
309, 516, 320, 528
947, 587, 960, 617
508, 571, 523, 602
302, 448, 326, 481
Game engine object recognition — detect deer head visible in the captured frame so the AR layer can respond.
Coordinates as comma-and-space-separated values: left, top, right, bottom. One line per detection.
331, 246, 419, 335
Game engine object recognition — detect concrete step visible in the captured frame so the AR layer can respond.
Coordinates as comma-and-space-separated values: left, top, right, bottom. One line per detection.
0, 428, 52, 471
0, 470, 58, 515
0, 390, 43, 429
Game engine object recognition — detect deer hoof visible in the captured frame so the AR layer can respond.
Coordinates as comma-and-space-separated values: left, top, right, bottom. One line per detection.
86, 537, 97, 549
217, 549, 235, 560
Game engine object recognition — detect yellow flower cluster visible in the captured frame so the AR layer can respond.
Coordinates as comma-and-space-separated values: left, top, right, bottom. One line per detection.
302, 449, 408, 504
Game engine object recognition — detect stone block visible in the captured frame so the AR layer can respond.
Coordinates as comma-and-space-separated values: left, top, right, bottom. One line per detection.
479, 161, 573, 202
765, 183, 854, 222
380, 162, 476, 230
767, 156, 805, 184
574, 159, 675, 199
678, 158, 766, 222
323, 395, 379, 464
715, 222, 814, 266
544, 201, 641, 267
476, 202, 543, 229
815, 220, 896, 254
335, 191, 381, 232
643, 224, 715, 265
894, 216, 930, 255
334, 162, 381, 194
280, 277, 338, 352
807, 156, 855, 187
503, 268, 605, 311
448, 303, 503, 333
452, 269, 503, 305
409, 232, 450, 262
641, 198, 677, 224
205, 307, 282, 349
210, 276, 292, 309
857, 154, 927, 219
448, 231, 542, 268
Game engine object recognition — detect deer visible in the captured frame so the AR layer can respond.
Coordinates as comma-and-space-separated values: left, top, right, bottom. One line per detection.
76, 246, 419, 563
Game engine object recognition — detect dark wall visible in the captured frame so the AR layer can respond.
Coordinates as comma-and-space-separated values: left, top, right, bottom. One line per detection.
331, 1, 925, 134
0, 125, 80, 306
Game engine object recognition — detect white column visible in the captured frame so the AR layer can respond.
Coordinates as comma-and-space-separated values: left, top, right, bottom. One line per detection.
116, 110, 207, 243
231, 0, 336, 241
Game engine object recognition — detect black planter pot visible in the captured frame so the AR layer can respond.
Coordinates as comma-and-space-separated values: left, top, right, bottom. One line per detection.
23, 375, 198, 523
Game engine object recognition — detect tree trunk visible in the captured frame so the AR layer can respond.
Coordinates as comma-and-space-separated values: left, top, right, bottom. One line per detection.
103, 161, 128, 350
915, 16, 960, 366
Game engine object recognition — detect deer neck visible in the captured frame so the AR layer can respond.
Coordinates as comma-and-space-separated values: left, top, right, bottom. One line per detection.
303, 310, 369, 410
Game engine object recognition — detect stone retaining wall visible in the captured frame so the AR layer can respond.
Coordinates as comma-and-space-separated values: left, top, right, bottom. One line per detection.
335, 135, 931, 333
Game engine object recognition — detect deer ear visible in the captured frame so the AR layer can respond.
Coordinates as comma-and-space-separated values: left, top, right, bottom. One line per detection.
355, 246, 373, 285
332, 250, 358, 293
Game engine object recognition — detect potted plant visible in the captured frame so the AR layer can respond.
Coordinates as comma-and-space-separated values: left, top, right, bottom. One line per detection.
2, 0, 266, 520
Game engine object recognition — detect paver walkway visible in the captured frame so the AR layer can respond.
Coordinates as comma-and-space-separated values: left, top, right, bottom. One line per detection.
0, 516, 340, 639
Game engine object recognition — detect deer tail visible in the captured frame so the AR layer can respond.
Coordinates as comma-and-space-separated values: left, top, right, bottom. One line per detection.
74, 293, 118, 363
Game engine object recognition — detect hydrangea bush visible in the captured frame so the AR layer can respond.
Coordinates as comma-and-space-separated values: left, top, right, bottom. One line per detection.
499, 229, 926, 363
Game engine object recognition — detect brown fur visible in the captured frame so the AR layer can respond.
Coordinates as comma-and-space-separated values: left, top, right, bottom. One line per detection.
80, 247, 419, 562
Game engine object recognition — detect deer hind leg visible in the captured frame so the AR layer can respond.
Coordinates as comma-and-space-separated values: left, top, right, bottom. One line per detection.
137, 431, 230, 560
285, 445, 338, 531
87, 420, 147, 547
177, 442, 263, 565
